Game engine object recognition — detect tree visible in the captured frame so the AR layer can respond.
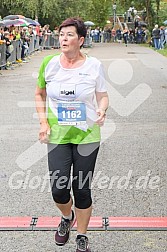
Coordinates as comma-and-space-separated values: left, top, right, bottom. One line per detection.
0, 0, 93, 28
1, 0, 167, 29
117, 0, 167, 27
89, 0, 111, 27
0, 0, 54, 18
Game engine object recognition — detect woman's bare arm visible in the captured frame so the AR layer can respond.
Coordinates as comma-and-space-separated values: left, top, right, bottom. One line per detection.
35, 86, 50, 143
95, 91, 109, 126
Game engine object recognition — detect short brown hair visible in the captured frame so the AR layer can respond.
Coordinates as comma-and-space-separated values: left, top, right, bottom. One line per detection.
59, 17, 87, 38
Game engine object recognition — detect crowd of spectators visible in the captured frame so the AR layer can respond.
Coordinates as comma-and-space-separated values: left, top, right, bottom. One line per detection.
1, 25, 39, 63
0, 24, 60, 69
151, 24, 167, 50
87, 26, 150, 45
1, 13, 167, 70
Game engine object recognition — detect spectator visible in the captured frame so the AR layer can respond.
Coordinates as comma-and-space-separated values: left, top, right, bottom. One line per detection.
102, 27, 108, 43
134, 16, 139, 29
0, 27, 4, 40
127, 9, 131, 22
152, 24, 160, 50
29, 26, 37, 49
2, 31, 13, 68
43, 24, 52, 48
128, 28, 135, 43
164, 27, 167, 46
111, 28, 116, 42
143, 28, 149, 43
124, 12, 127, 23
53, 26, 60, 48
94, 27, 100, 42
136, 27, 144, 44
123, 27, 129, 46
159, 26, 165, 49
116, 28, 122, 42
13, 27, 21, 40
39, 26, 44, 49
3, 31, 12, 57
20, 27, 30, 61
13, 27, 22, 63
106, 27, 111, 42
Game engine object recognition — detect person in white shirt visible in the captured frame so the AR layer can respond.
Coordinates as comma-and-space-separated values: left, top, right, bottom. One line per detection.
35, 17, 109, 252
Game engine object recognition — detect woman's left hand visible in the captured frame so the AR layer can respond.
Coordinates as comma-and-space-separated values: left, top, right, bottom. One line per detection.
96, 108, 106, 126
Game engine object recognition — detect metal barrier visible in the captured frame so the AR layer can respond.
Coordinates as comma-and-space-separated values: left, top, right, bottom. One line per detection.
35, 36, 40, 50
0, 33, 62, 70
53, 37, 60, 49
16, 40, 21, 60
29, 36, 34, 54
43, 34, 60, 49
43, 34, 54, 49
0, 43, 6, 68
0, 33, 93, 69
8, 41, 17, 63
0, 35, 41, 68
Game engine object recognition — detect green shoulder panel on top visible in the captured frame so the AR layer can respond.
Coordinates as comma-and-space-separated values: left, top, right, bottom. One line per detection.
37, 53, 60, 89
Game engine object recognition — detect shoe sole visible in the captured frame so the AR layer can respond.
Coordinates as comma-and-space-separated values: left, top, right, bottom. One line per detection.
55, 217, 76, 246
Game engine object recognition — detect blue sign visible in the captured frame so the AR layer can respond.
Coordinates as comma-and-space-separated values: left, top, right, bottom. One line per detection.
57, 102, 86, 125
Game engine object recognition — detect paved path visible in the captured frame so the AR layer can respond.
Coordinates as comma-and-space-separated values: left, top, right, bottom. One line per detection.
0, 43, 167, 251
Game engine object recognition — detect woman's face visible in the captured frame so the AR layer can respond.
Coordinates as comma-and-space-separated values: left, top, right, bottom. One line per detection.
59, 26, 84, 53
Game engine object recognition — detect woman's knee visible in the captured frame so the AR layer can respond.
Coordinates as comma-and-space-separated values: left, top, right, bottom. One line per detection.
51, 187, 70, 204
73, 188, 92, 209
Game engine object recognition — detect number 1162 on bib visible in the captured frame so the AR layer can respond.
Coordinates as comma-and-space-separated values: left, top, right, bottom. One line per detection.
57, 102, 86, 125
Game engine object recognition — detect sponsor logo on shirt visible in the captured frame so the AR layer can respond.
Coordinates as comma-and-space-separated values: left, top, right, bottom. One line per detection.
79, 73, 90, 76
60, 90, 75, 95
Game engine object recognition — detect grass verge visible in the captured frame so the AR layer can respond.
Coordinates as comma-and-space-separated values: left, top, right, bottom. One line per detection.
140, 43, 167, 57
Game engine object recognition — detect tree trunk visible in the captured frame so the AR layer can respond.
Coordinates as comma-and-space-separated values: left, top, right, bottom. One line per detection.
156, 0, 160, 24
146, 0, 151, 26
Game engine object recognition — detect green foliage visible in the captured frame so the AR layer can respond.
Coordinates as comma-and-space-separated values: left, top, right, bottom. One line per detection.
89, 0, 111, 27
0, 0, 56, 19
44, 0, 110, 28
116, 0, 167, 28
50, 0, 93, 25
0, 0, 167, 29
157, 47, 167, 57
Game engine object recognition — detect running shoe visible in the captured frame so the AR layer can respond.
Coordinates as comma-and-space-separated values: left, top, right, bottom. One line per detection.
76, 235, 91, 252
16, 59, 22, 63
55, 210, 75, 246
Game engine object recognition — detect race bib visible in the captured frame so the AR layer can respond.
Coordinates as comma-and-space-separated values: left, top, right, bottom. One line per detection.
57, 102, 86, 125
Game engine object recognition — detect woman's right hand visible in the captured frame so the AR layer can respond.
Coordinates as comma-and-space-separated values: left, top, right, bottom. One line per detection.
39, 122, 50, 144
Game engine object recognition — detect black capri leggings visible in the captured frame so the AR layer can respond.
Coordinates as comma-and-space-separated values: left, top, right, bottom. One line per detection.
47, 142, 99, 209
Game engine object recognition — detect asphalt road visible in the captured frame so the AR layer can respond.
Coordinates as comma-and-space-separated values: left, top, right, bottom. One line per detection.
0, 42, 167, 252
